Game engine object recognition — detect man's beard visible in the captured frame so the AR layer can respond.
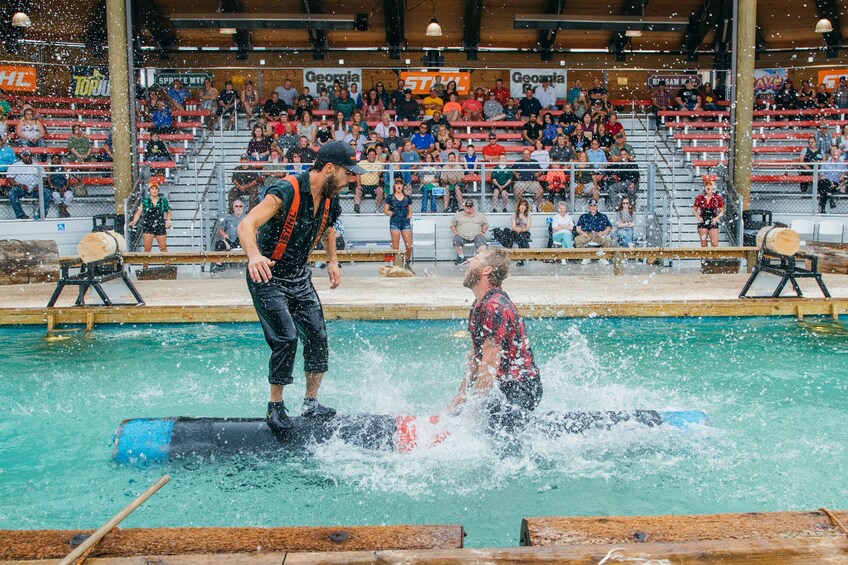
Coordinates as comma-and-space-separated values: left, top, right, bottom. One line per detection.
321, 173, 340, 199
463, 264, 482, 289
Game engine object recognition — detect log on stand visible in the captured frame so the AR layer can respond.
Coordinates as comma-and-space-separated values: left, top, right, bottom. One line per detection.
0, 240, 60, 285
755, 226, 800, 257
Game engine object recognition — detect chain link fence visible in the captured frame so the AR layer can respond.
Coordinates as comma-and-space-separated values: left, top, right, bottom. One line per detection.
0, 163, 120, 221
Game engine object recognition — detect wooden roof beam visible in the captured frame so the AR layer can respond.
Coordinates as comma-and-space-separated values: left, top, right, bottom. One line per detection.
85, 0, 107, 57
384, 0, 404, 59
609, 0, 649, 61
537, 0, 566, 61
463, 0, 484, 60
219, 0, 251, 59
303, 0, 328, 60
681, 0, 724, 59
137, 0, 179, 58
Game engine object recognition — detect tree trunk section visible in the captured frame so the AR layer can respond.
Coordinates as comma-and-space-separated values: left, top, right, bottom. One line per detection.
0, 240, 60, 284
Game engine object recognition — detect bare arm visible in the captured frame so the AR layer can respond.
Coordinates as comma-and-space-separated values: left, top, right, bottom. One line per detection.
471, 338, 500, 399
238, 193, 283, 283
325, 226, 340, 289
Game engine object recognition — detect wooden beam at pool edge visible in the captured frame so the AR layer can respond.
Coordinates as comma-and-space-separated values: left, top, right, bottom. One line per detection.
0, 298, 846, 327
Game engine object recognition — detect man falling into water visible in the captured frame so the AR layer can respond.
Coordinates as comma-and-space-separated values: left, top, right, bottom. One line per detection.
447, 248, 543, 432
238, 141, 365, 436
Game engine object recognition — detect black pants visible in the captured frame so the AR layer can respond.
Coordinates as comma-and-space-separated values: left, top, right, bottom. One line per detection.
485, 377, 543, 435
247, 266, 329, 386
818, 179, 841, 212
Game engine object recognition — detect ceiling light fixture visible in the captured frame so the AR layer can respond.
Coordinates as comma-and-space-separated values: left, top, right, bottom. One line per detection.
815, 18, 833, 33
12, 12, 31, 27
625, 30, 642, 37
409, 0, 442, 37
219, 27, 237, 34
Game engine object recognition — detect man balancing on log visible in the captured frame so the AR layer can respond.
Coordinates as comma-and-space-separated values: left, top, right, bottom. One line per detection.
446, 248, 543, 433
238, 141, 365, 436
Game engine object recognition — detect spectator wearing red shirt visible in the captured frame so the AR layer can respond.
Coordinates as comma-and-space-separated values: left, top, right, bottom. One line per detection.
461, 95, 483, 121
481, 132, 506, 162
604, 113, 624, 137
447, 248, 543, 432
693, 176, 725, 247
492, 79, 510, 106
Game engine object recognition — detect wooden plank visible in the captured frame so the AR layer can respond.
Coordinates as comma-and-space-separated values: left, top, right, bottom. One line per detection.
118, 250, 398, 265
2, 298, 847, 326
15, 536, 847, 564
803, 242, 848, 275
520, 510, 848, 546
0, 524, 464, 561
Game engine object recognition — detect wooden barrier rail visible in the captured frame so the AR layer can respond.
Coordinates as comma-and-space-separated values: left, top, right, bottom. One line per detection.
503, 246, 759, 275
56, 247, 759, 275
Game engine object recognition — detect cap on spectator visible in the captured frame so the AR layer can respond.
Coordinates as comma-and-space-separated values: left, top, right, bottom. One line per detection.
389, 126, 397, 131
20, 149, 31, 156
488, 91, 496, 95
315, 141, 366, 174
615, 133, 624, 138
820, 123, 829, 129
658, 80, 666, 86
464, 199, 475, 207
488, 132, 497, 139
588, 201, 598, 207
404, 88, 412, 94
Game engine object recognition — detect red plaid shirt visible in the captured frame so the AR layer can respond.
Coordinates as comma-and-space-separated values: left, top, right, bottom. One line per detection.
468, 287, 540, 384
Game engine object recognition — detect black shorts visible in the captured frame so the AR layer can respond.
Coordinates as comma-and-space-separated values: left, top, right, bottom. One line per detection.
485, 377, 543, 434
360, 184, 379, 198
247, 266, 329, 386
142, 220, 167, 236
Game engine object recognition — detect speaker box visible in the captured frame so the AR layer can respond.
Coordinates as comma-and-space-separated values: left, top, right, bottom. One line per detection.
355, 13, 368, 31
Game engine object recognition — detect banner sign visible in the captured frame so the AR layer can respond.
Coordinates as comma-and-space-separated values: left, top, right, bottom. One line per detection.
817, 69, 848, 91
303, 68, 363, 93
153, 71, 212, 90
70, 66, 110, 97
646, 74, 701, 89
509, 69, 567, 98
400, 71, 471, 95
0, 65, 36, 92
753, 68, 786, 98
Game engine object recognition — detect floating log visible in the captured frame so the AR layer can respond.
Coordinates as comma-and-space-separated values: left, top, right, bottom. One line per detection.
77, 231, 126, 264
803, 242, 848, 274
520, 509, 848, 546
0, 239, 60, 284
112, 411, 709, 465
756, 226, 800, 257
0, 524, 464, 561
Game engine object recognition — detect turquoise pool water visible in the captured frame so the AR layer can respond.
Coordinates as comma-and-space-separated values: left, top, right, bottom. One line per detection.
1, 317, 847, 547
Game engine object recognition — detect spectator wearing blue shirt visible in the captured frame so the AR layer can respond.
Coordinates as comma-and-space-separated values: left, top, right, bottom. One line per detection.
575, 201, 613, 254
585, 138, 607, 169
151, 100, 174, 134
400, 140, 419, 187
0, 135, 16, 172
513, 148, 544, 210
819, 146, 847, 212
167, 79, 189, 110
463, 145, 479, 171
411, 122, 435, 156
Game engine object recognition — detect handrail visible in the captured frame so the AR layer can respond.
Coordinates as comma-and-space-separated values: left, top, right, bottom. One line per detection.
123, 166, 151, 252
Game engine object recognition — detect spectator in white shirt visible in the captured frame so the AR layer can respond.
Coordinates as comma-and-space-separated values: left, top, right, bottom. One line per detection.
535, 79, 558, 110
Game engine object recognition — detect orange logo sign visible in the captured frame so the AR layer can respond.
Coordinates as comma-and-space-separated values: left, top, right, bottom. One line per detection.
400, 71, 471, 95
0, 65, 36, 92
817, 69, 848, 91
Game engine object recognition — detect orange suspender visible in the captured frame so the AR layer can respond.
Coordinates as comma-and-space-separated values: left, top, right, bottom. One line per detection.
269, 175, 332, 261
270, 175, 301, 261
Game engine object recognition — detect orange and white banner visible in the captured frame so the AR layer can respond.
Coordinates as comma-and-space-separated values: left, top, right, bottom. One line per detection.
0, 65, 36, 92
400, 71, 471, 95
817, 69, 848, 91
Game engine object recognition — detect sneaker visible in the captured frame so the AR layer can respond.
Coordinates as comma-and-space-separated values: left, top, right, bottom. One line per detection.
830, 199, 837, 209
266, 401, 293, 436
404, 261, 415, 274
17, 214, 30, 220
561, 259, 568, 265
354, 204, 361, 214
302, 398, 336, 418
454, 255, 466, 265
581, 258, 592, 265
599, 258, 609, 265
517, 260, 525, 266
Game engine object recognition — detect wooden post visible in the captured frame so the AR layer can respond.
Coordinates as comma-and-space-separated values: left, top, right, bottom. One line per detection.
106, 0, 133, 214
732, 0, 756, 210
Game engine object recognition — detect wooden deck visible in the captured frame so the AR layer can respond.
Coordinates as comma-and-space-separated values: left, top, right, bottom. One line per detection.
0, 273, 846, 327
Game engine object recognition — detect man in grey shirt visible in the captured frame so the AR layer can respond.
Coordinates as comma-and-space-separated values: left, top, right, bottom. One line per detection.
274, 78, 298, 107
216, 200, 245, 250
450, 199, 489, 264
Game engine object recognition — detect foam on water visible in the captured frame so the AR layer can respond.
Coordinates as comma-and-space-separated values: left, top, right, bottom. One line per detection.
1, 318, 846, 547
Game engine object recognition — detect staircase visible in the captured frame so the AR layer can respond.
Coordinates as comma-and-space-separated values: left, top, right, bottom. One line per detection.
163, 127, 253, 251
